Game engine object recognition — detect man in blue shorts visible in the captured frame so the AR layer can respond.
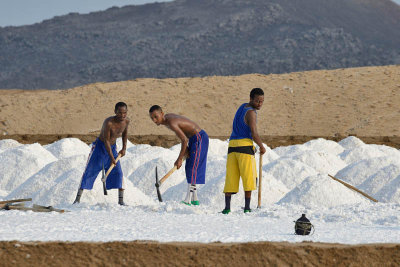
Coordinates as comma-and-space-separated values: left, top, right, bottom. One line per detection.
73, 102, 130, 205
149, 105, 209, 205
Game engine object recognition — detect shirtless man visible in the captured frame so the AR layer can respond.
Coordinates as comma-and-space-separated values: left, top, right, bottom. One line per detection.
149, 105, 209, 205
73, 102, 130, 205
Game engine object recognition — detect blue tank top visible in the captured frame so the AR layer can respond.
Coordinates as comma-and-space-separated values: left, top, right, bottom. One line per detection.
230, 103, 256, 140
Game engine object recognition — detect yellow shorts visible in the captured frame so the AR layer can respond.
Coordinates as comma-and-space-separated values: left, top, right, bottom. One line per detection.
224, 139, 257, 193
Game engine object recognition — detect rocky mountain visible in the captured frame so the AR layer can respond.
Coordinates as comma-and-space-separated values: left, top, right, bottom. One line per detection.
0, 0, 399, 89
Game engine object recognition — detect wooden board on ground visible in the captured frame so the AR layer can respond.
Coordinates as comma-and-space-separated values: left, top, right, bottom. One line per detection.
0, 198, 32, 205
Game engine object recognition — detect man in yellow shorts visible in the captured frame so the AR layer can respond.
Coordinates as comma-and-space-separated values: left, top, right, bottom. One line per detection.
222, 88, 266, 214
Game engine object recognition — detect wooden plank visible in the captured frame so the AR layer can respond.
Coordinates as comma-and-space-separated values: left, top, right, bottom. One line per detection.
5, 205, 51, 212
0, 198, 32, 205
328, 174, 378, 202
33, 204, 66, 213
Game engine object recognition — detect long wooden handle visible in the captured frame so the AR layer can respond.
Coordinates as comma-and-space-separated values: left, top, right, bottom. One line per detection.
159, 157, 187, 185
0, 198, 32, 205
159, 166, 178, 185
104, 154, 122, 179
257, 154, 263, 208
328, 174, 378, 202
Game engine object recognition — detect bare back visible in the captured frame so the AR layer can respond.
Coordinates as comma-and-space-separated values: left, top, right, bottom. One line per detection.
99, 116, 130, 145
164, 113, 201, 139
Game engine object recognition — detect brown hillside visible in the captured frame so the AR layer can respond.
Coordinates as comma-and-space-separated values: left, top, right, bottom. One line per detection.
0, 65, 399, 141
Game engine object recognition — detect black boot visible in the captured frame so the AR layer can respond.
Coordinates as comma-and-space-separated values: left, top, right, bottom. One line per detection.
222, 195, 231, 214
244, 197, 251, 213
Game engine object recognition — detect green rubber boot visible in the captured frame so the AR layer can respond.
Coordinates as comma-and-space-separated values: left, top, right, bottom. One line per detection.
181, 201, 191, 206
244, 209, 252, 213
191, 200, 200, 206
221, 209, 231, 214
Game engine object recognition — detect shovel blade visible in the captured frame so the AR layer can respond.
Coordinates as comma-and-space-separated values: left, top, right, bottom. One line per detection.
155, 167, 163, 202
102, 165, 108, 195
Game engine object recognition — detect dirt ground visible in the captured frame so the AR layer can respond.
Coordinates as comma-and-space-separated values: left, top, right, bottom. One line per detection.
0, 241, 399, 267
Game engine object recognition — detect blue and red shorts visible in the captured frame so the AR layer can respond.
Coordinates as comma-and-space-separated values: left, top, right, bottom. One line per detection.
79, 138, 123, 190
185, 130, 209, 184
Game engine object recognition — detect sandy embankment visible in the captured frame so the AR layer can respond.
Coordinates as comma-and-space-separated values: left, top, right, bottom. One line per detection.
1, 241, 399, 266
0, 65, 399, 147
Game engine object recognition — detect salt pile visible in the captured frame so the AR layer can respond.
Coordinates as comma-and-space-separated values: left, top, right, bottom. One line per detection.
273, 144, 310, 157
263, 158, 318, 190
1, 136, 400, 244
303, 138, 345, 155
256, 144, 280, 164
335, 156, 400, 187
278, 174, 369, 208
0, 143, 57, 192
116, 138, 135, 150
7, 155, 87, 205
359, 164, 400, 196
338, 136, 365, 150
285, 150, 346, 175
0, 139, 22, 153
376, 175, 400, 203
1, 136, 399, 207
127, 156, 185, 196
44, 138, 90, 159
340, 145, 391, 164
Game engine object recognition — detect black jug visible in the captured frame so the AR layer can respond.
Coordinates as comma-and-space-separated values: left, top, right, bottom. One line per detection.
294, 214, 314, 235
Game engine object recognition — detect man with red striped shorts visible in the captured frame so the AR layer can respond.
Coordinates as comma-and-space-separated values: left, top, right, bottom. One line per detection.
149, 105, 209, 205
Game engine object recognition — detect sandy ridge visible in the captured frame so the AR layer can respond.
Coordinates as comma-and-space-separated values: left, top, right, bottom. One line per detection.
0, 65, 399, 138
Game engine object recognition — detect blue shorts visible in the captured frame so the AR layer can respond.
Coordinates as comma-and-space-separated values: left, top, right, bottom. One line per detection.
185, 130, 209, 184
79, 138, 123, 190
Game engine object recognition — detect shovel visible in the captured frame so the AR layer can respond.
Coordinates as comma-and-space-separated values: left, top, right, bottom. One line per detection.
155, 167, 163, 202
257, 153, 263, 208
155, 165, 180, 202
102, 154, 122, 195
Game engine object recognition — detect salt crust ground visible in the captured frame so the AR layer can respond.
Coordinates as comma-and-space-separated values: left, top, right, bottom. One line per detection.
0, 136, 399, 244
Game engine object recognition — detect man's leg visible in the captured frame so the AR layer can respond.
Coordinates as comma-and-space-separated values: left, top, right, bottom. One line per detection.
73, 142, 103, 204
244, 191, 252, 213
106, 161, 125, 206
73, 189, 83, 204
182, 183, 192, 205
191, 184, 199, 205
118, 189, 126, 206
238, 153, 257, 213
223, 192, 232, 214
190, 131, 208, 206
223, 153, 240, 214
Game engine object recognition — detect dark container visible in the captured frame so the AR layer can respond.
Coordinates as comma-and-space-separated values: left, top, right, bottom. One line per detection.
295, 214, 313, 235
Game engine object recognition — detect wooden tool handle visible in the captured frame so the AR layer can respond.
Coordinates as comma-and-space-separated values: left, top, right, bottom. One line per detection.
328, 174, 378, 202
257, 154, 263, 208
159, 166, 178, 185
0, 198, 32, 205
159, 157, 187, 185
105, 154, 122, 177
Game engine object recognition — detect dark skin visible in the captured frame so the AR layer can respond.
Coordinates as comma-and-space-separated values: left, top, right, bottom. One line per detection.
150, 110, 201, 169
226, 94, 266, 198
99, 106, 130, 166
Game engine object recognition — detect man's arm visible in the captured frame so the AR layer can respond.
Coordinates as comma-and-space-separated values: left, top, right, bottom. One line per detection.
104, 121, 117, 165
246, 110, 266, 155
119, 120, 129, 157
169, 122, 188, 169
